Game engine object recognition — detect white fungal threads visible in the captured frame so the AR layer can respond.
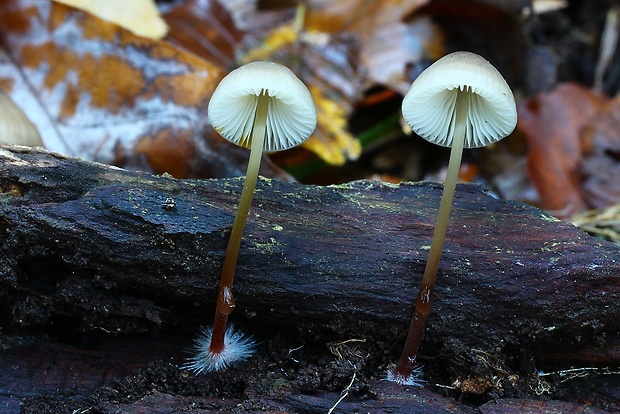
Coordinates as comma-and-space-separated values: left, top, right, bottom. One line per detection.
386, 365, 426, 387
183, 325, 257, 373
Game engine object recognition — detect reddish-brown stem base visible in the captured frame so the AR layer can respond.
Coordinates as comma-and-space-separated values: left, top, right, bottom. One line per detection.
391, 289, 434, 379
209, 310, 229, 354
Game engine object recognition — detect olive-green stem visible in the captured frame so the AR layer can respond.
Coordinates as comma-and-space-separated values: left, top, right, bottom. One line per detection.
209, 92, 269, 353
392, 90, 469, 380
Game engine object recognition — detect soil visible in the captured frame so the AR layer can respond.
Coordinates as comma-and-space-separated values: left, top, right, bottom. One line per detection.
9, 320, 619, 413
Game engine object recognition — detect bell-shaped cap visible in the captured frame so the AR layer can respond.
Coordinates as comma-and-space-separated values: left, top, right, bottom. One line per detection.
402, 51, 517, 148
208, 61, 317, 152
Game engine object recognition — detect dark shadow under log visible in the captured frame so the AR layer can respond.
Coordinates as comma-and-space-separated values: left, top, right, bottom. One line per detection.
1, 145, 619, 413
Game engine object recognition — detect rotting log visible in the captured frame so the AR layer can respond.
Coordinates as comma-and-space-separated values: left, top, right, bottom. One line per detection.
1, 145, 619, 412
1, 145, 618, 352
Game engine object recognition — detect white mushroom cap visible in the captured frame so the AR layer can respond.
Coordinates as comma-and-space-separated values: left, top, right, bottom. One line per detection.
402, 51, 517, 148
208, 61, 317, 152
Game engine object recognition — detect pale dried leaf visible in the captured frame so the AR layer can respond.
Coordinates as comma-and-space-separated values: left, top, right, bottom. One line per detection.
54, 0, 168, 39
0, 91, 43, 147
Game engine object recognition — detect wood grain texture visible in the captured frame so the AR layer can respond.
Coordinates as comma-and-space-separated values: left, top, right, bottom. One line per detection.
1, 145, 619, 412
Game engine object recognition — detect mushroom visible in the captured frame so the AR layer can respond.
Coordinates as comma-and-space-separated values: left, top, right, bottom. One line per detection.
184, 61, 317, 373
389, 51, 518, 384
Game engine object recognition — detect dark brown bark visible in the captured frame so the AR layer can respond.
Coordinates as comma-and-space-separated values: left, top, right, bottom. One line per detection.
1, 145, 619, 412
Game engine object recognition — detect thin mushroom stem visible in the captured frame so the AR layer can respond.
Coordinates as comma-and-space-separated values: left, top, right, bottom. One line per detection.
209, 91, 270, 354
392, 90, 469, 382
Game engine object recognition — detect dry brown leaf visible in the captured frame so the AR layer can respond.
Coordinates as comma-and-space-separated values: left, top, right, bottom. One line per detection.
0, 0, 290, 179
518, 83, 607, 218
305, 0, 439, 95
165, 0, 243, 68
53, 0, 168, 39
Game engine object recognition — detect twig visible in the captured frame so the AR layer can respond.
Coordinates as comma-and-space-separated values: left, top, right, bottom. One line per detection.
327, 372, 356, 414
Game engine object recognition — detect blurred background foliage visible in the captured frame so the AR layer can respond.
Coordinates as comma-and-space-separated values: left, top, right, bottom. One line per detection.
0, 0, 619, 242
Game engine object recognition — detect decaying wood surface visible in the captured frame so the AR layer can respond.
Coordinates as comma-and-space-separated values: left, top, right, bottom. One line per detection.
1, 145, 619, 413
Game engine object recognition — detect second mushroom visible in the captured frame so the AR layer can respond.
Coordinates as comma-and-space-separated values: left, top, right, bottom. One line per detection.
390, 51, 518, 384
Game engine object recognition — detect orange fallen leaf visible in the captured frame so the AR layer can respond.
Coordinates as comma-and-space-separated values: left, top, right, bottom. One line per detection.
518, 83, 607, 218
0, 0, 289, 179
